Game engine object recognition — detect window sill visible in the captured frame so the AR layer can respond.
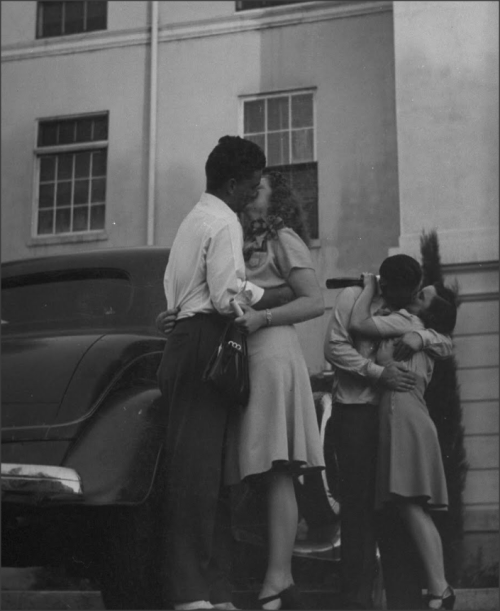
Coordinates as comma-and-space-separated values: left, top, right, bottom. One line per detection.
309, 239, 320, 249
28, 231, 108, 247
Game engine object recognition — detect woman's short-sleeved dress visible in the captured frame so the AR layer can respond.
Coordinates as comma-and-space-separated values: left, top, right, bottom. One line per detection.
372, 310, 448, 511
225, 227, 325, 485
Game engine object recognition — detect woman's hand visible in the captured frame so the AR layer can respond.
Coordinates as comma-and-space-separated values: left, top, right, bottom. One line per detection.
156, 307, 180, 336
376, 338, 395, 366
393, 332, 424, 361
234, 303, 266, 335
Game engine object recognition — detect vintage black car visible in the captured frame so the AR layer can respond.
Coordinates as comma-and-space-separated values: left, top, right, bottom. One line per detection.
1, 247, 342, 609
1, 247, 172, 608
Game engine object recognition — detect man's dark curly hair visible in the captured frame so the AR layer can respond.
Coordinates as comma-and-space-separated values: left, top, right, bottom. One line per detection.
420, 282, 458, 336
379, 254, 422, 290
262, 170, 310, 246
205, 136, 266, 192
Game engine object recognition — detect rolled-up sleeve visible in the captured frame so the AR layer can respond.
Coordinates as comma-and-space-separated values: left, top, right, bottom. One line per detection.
414, 328, 454, 359
324, 288, 384, 382
206, 222, 263, 314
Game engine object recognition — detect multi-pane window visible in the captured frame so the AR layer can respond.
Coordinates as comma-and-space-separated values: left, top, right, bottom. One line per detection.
243, 91, 318, 239
235, 1, 313, 11
35, 113, 108, 236
36, 1, 107, 39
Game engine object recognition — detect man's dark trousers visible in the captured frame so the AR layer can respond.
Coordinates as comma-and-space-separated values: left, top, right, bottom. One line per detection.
157, 313, 234, 605
329, 403, 423, 610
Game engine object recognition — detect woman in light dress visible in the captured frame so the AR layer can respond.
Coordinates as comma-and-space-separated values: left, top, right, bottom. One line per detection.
228, 170, 325, 610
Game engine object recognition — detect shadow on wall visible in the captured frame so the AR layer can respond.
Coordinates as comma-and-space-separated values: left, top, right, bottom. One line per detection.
335, 157, 400, 273
158, 161, 203, 243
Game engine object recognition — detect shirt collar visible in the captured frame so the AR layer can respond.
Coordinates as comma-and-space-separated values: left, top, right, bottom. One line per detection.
199, 192, 238, 220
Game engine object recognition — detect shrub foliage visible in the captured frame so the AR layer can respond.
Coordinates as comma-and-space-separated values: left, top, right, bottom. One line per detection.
420, 229, 469, 584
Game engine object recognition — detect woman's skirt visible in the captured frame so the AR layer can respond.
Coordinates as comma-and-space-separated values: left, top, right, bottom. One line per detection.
225, 325, 325, 485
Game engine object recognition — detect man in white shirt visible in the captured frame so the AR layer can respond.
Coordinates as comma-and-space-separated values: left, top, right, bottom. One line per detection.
157, 136, 293, 611
324, 254, 453, 610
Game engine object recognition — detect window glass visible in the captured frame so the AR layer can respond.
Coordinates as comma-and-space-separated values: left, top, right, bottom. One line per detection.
267, 97, 289, 131
39, 184, 55, 209
40, 156, 56, 182
244, 99, 265, 134
40, 1, 63, 37
291, 93, 313, 128
1, 273, 132, 330
90, 205, 106, 230
292, 128, 314, 162
267, 132, 289, 166
87, 1, 107, 31
65, 1, 84, 34
74, 180, 89, 205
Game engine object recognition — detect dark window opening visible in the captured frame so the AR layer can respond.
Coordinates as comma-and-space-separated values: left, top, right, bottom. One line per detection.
37, 1, 107, 39
236, 1, 313, 11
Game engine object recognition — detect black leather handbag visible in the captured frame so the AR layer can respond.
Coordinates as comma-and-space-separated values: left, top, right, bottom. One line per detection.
202, 320, 250, 407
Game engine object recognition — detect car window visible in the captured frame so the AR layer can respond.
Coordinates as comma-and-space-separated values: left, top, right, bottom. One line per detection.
2, 269, 133, 332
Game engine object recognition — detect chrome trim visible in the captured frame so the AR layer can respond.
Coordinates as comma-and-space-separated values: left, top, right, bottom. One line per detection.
1, 463, 83, 502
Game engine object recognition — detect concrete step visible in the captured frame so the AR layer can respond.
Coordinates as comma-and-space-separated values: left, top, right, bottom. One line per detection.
2, 568, 498, 610
2, 588, 499, 610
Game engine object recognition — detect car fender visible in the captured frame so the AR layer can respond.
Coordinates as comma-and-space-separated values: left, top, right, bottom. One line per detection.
63, 386, 167, 506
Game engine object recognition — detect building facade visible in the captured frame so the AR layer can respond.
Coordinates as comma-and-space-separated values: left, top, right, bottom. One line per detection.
1, 0, 498, 578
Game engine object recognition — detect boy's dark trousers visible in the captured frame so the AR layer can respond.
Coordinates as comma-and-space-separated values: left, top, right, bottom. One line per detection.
329, 403, 423, 610
157, 313, 235, 605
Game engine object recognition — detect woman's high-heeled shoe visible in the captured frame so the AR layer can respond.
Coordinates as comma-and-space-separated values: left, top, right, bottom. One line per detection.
257, 585, 305, 610
425, 585, 456, 610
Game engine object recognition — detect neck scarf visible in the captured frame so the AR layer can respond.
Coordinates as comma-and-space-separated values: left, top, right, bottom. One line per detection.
243, 215, 285, 262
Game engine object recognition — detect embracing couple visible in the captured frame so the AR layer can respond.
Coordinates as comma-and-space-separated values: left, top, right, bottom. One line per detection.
156, 135, 458, 611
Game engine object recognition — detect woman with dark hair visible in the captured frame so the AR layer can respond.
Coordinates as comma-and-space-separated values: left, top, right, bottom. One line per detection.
349, 273, 458, 610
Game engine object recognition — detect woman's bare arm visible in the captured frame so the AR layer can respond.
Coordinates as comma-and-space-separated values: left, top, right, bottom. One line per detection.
234, 267, 324, 334
349, 273, 381, 338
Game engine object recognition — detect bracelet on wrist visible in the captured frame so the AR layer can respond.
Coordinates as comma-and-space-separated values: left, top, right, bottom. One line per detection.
265, 309, 272, 327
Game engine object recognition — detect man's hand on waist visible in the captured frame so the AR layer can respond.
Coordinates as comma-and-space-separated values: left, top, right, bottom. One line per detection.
379, 362, 417, 392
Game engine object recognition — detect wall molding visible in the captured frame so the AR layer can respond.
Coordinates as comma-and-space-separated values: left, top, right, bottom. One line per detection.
458, 292, 499, 304
1, 1, 392, 63
389, 227, 500, 266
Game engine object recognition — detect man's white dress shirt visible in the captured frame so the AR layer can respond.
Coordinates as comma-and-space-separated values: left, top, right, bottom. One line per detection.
164, 192, 264, 320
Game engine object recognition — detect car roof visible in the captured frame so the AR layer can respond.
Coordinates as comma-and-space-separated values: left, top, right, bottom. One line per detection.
1, 247, 170, 281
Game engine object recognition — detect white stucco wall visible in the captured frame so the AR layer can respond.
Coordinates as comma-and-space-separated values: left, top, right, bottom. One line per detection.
393, 0, 499, 264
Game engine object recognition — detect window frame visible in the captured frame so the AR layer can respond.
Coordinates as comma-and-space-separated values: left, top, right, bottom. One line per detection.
239, 88, 319, 243
36, 1, 108, 39
32, 111, 109, 241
